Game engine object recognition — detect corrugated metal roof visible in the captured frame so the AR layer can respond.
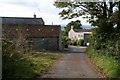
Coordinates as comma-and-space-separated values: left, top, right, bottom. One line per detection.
1, 17, 44, 25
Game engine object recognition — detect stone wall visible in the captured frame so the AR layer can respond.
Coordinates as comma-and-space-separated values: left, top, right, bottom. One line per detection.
58, 30, 63, 50
2, 24, 62, 51
28, 37, 58, 51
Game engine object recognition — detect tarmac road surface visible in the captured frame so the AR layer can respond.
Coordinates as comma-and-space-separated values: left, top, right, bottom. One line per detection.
41, 46, 102, 78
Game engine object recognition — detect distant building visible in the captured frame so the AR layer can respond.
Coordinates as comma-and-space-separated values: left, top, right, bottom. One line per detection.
1, 15, 62, 50
81, 25, 93, 29
68, 26, 92, 44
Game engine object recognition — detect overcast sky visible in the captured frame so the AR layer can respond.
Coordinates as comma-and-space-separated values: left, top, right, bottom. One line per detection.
0, 0, 90, 26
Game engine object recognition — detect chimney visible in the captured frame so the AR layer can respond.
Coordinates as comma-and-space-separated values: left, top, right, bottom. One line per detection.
52, 22, 53, 25
34, 13, 36, 18
71, 26, 74, 29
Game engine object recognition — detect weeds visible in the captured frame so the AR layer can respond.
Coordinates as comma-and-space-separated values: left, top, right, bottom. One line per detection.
2, 39, 62, 78
86, 46, 120, 78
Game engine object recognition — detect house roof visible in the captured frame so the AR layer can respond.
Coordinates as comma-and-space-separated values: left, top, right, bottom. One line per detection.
1, 17, 44, 25
3, 24, 61, 38
74, 29, 92, 32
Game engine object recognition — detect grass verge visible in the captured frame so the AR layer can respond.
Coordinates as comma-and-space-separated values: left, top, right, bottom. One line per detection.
3, 51, 63, 78
86, 46, 120, 78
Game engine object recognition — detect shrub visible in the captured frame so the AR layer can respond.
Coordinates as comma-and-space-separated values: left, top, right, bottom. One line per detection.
62, 36, 70, 48
86, 46, 120, 78
2, 39, 62, 78
2, 39, 34, 78
77, 39, 84, 46
86, 28, 120, 78
69, 39, 84, 46
72, 40, 77, 46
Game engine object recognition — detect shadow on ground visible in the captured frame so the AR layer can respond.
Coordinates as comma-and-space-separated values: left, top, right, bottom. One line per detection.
64, 46, 87, 53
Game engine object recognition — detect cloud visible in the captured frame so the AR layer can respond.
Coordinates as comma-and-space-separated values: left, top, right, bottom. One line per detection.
1, 0, 34, 7
0, 0, 90, 25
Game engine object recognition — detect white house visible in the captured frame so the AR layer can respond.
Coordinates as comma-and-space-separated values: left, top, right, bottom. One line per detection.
68, 26, 92, 44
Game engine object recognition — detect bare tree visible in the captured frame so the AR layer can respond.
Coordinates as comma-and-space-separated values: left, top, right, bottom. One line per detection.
14, 25, 27, 53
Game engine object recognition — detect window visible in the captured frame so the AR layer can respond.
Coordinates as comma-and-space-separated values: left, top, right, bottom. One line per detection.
75, 36, 76, 38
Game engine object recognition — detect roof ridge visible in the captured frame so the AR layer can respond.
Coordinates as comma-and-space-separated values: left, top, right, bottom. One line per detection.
1, 17, 44, 25
73, 29, 92, 32
0, 17, 42, 19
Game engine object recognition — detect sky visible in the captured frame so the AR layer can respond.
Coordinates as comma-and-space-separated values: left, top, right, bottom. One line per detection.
0, 0, 90, 26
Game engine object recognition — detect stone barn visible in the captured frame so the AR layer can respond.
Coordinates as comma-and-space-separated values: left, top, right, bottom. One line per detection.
1, 16, 62, 51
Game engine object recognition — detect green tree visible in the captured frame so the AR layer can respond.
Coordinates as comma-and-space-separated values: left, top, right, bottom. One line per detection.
54, 1, 120, 33
54, 0, 120, 49
63, 20, 82, 36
